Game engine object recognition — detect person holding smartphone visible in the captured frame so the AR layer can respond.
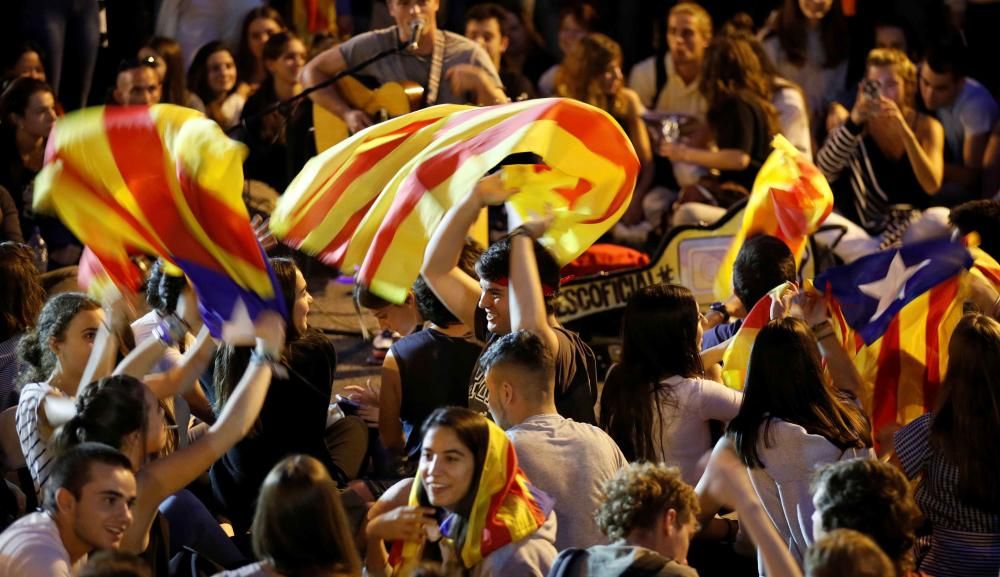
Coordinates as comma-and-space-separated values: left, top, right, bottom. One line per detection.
816, 48, 947, 262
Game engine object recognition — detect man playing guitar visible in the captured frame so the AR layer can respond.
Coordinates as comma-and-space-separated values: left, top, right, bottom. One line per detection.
302, 0, 508, 134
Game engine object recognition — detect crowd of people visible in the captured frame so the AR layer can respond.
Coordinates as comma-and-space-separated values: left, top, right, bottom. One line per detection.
1, 0, 1000, 576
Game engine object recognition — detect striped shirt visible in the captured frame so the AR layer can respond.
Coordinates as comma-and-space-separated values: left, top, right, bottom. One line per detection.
0, 335, 23, 410
816, 120, 927, 242
895, 413, 1000, 577
15, 382, 61, 501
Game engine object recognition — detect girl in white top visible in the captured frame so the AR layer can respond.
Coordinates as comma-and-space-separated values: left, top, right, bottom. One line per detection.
600, 284, 742, 485
700, 316, 874, 573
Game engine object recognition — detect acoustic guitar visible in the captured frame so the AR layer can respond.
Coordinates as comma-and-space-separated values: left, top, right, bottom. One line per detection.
313, 76, 424, 152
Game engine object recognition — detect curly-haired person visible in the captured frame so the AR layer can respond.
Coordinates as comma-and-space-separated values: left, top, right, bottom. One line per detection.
811, 458, 924, 577
549, 462, 700, 576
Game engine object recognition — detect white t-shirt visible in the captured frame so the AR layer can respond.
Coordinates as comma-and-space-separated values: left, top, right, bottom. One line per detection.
506, 413, 627, 550
934, 76, 1000, 164
746, 420, 875, 574
627, 54, 707, 119
763, 31, 847, 132
651, 376, 742, 486
0, 512, 84, 577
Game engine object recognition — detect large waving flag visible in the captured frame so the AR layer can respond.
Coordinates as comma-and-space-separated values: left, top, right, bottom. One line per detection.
271, 98, 639, 304
715, 135, 833, 300
816, 239, 974, 432
33, 104, 285, 336
389, 418, 552, 575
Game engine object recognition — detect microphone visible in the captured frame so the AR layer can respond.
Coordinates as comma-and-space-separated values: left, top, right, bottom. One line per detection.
407, 19, 425, 52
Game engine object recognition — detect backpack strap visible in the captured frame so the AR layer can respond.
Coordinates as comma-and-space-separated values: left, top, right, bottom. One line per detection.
547, 547, 588, 577
653, 52, 669, 109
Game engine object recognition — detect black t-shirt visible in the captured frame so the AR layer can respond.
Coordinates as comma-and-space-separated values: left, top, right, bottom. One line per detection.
468, 308, 598, 424
210, 331, 338, 531
709, 96, 772, 192
392, 327, 482, 465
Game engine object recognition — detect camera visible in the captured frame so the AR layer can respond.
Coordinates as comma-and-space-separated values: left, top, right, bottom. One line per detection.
862, 79, 881, 100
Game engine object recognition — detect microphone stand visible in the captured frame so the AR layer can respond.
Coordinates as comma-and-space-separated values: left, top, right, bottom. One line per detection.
227, 36, 413, 137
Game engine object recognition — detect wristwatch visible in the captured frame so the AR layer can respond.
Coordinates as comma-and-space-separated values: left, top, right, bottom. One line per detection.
709, 301, 730, 323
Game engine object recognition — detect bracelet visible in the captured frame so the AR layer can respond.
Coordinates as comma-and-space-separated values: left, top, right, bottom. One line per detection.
250, 347, 287, 378
811, 319, 835, 341
508, 225, 536, 241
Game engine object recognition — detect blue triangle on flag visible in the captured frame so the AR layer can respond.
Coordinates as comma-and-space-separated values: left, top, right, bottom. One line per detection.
815, 238, 972, 345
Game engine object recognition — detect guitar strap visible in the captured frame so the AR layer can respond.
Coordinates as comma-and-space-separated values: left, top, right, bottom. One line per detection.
425, 30, 446, 106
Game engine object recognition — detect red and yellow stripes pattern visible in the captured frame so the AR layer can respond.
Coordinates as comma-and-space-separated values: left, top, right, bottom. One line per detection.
33, 104, 285, 335
715, 135, 833, 300
391, 420, 547, 574
270, 98, 639, 304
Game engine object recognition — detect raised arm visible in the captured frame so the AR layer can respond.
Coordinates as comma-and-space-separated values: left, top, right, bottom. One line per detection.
378, 351, 405, 454
884, 101, 943, 194
700, 437, 804, 577
139, 325, 217, 401
123, 311, 285, 553
422, 173, 516, 330
508, 221, 559, 354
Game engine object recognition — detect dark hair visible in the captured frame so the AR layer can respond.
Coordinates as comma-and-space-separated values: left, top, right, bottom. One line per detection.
54, 375, 149, 457
600, 284, 704, 462
556, 33, 623, 112
774, 0, 848, 69
595, 462, 699, 540
950, 200, 1000, 262
0, 76, 54, 122
804, 529, 895, 577
930, 313, 1000, 511
559, 3, 599, 35
812, 458, 921, 574
728, 318, 872, 468
140, 37, 186, 106
0, 241, 44, 341
236, 6, 287, 85
261, 31, 301, 64
732, 235, 796, 311
475, 235, 561, 315
214, 257, 305, 416
187, 41, 237, 106
3, 42, 46, 76
478, 330, 554, 401
465, 3, 509, 35
700, 34, 780, 140
923, 37, 967, 80
43, 442, 134, 514
17, 292, 101, 385
252, 455, 362, 576
144, 260, 186, 317
417, 407, 491, 567
78, 551, 152, 577
872, 14, 920, 60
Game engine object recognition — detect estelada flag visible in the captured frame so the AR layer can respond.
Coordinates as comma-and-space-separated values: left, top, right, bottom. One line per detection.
33, 104, 286, 337
271, 98, 640, 304
715, 134, 833, 301
816, 239, 975, 433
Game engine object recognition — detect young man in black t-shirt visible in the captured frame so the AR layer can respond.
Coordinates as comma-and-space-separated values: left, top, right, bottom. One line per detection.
422, 172, 598, 424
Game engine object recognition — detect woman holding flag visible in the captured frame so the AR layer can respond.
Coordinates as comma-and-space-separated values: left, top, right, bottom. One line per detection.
363, 407, 557, 577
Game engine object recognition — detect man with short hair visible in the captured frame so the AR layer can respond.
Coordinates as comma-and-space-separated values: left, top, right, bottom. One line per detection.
464, 3, 536, 101
112, 59, 162, 106
811, 458, 923, 577
422, 172, 599, 425
303, 0, 506, 135
919, 41, 999, 201
480, 330, 626, 550
701, 234, 796, 349
0, 443, 137, 577
550, 462, 700, 576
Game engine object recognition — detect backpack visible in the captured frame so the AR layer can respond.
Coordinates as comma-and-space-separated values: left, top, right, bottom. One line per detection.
547, 547, 671, 577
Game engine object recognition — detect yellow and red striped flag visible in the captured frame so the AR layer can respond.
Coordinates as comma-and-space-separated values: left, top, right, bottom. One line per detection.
33, 104, 285, 336
389, 418, 551, 574
715, 134, 833, 301
270, 98, 639, 304
720, 281, 796, 390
